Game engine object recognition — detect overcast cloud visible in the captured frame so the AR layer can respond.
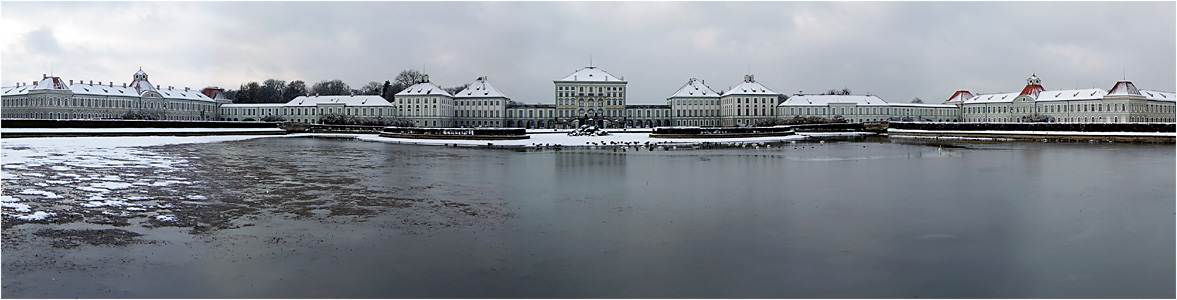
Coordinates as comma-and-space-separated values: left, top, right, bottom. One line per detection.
2, 1, 1173, 104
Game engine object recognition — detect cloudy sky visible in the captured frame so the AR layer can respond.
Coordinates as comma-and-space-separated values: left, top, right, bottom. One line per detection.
3, 1, 1173, 104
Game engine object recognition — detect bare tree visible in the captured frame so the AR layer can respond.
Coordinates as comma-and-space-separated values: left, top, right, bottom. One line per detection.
911, 97, 924, 103
444, 83, 469, 95
311, 79, 351, 96
236, 82, 262, 103
824, 88, 852, 95
360, 81, 383, 95
282, 80, 308, 102
389, 69, 425, 96
260, 79, 286, 103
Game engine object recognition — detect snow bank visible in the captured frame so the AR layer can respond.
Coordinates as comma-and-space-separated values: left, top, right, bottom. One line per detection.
14, 211, 55, 221
346, 132, 810, 147
1, 135, 278, 166
19, 189, 62, 199
2, 202, 32, 213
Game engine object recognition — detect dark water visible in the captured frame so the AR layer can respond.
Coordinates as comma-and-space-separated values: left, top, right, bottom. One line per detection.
3, 137, 1174, 298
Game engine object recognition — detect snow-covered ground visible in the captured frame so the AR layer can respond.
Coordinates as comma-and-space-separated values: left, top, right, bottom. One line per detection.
346, 132, 842, 147
2, 135, 279, 165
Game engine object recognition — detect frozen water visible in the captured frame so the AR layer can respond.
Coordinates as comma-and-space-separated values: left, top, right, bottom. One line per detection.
90, 182, 133, 190
13, 211, 55, 221
19, 189, 62, 199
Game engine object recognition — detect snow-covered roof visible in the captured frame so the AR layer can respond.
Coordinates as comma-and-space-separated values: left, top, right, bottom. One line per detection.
668, 78, 719, 98
396, 81, 452, 97
158, 86, 213, 101
965, 92, 1019, 103
556, 67, 624, 82
286, 95, 391, 106
1141, 90, 1175, 102
129, 78, 157, 95
70, 84, 142, 97
1107, 80, 1142, 96
2, 81, 213, 102
69, 84, 213, 101
454, 77, 509, 99
31, 77, 70, 90
780, 95, 888, 106
888, 103, 957, 108
1, 86, 30, 96
1035, 88, 1107, 102
722, 75, 778, 96
220, 103, 286, 108
944, 90, 974, 103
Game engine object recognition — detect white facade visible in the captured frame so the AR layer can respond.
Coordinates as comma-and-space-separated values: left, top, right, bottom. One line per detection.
667, 78, 721, 126
554, 66, 628, 121
394, 74, 455, 128
955, 74, 1175, 123
719, 74, 782, 126
1, 69, 221, 120
454, 77, 509, 127
777, 94, 957, 122
219, 95, 395, 123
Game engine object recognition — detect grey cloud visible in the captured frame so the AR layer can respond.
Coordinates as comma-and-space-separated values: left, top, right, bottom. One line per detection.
24, 26, 61, 55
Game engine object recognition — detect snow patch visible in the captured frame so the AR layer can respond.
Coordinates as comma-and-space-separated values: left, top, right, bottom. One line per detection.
19, 189, 63, 199
155, 215, 177, 222
82, 199, 138, 208
2, 202, 32, 213
91, 181, 133, 190
77, 186, 111, 193
14, 211, 55, 221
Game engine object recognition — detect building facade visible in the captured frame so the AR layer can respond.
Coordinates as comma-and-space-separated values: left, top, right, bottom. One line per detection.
394, 74, 455, 127
778, 94, 958, 122
6, 68, 1173, 127
219, 95, 395, 123
667, 78, 721, 127
454, 76, 509, 128
719, 74, 782, 126
1, 69, 223, 120
554, 67, 628, 124
954, 74, 1175, 123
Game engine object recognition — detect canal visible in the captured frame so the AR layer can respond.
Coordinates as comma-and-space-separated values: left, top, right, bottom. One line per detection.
2, 136, 1173, 298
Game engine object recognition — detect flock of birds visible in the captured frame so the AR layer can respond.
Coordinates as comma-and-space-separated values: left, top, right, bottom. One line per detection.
527, 139, 840, 151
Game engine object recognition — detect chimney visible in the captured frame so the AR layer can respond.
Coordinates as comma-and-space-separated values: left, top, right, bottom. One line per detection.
123, 83, 126, 88
109, 82, 113, 87
90, 80, 94, 85
156, 85, 160, 89
69, 80, 73, 85
43, 74, 47, 79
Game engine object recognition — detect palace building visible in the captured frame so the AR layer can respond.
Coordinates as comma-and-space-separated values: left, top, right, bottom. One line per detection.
1, 69, 225, 120
952, 74, 1175, 123
4, 67, 1173, 127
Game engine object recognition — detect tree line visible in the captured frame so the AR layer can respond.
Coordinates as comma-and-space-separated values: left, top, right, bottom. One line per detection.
225, 70, 468, 104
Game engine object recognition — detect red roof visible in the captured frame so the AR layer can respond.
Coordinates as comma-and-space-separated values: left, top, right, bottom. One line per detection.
946, 90, 974, 102
1019, 84, 1044, 98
